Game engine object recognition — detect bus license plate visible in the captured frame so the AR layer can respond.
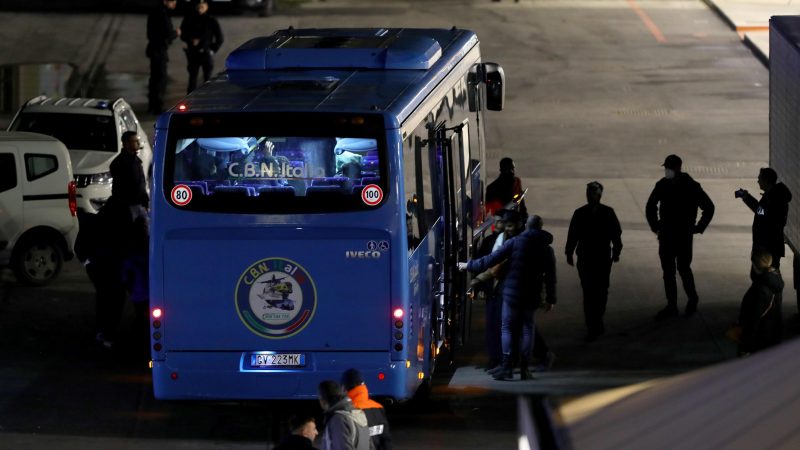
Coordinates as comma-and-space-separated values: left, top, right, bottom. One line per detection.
250, 353, 305, 368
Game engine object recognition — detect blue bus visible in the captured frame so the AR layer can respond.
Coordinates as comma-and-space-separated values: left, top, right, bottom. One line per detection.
149, 28, 505, 401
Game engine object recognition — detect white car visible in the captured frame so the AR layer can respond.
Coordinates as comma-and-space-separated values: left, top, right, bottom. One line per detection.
0, 132, 79, 285
8, 96, 153, 214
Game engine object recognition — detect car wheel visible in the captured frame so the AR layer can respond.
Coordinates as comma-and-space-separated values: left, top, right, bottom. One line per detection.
12, 238, 63, 286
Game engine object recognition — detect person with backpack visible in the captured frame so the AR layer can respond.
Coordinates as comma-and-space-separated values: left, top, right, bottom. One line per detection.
342, 368, 391, 450
318, 380, 370, 450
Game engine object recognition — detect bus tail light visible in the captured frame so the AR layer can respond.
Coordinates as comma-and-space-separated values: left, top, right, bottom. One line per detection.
152, 308, 164, 352
392, 308, 405, 355
378, 372, 385, 381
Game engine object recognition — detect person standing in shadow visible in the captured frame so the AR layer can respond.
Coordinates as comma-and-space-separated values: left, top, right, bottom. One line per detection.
147, 0, 179, 114
565, 181, 623, 342
180, 0, 224, 94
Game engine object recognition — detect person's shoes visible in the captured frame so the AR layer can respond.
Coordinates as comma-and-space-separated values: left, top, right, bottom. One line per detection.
520, 366, 532, 380
584, 333, 598, 342
492, 355, 513, 380
538, 351, 556, 371
655, 306, 679, 321
492, 367, 513, 380
487, 364, 504, 375
95, 332, 114, 349
484, 359, 501, 371
684, 303, 698, 317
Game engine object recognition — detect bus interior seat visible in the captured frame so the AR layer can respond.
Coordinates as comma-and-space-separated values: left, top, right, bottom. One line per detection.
178, 181, 209, 195
213, 185, 256, 196
258, 186, 296, 197
311, 177, 351, 187
360, 177, 380, 186
305, 185, 350, 196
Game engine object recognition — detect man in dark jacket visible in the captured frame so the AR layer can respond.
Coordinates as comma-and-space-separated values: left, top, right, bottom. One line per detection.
566, 181, 623, 341
275, 415, 318, 450
147, 0, 179, 114
736, 168, 792, 270
342, 368, 391, 450
459, 214, 556, 380
485, 157, 527, 216
109, 131, 149, 214
106, 131, 151, 355
646, 154, 714, 319
180, 0, 224, 94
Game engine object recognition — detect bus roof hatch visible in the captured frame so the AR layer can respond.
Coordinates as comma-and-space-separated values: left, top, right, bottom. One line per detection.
226, 29, 442, 71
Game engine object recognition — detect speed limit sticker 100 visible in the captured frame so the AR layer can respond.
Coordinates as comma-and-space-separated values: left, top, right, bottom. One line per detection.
361, 184, 383, 206
171, 184, 192, 206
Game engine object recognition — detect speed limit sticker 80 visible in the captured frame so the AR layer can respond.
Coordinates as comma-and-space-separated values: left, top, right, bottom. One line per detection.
171, 184, 192, 206
361, 184, 383, 206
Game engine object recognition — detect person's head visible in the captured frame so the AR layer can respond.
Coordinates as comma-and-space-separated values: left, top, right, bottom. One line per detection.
662, 154, 682, 179
499, 157, 515, 175
526, 214, 543, 231
318, 380, 345, 410
341, 368, 365, 391
163, 0, 177, 10
121, 131, 142, 155
501, 209, 522, 234
493, 211, 507, 233
752, 248, 773, 273
586, 181, 603, 205
289, 415, 318, 442
758, 167, 777, 192
196, 0, 209, 14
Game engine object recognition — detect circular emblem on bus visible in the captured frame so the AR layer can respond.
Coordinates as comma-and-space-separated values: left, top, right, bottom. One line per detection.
235, 258, 317, 339
171, 184, 192, 206
361, 184, 383, 206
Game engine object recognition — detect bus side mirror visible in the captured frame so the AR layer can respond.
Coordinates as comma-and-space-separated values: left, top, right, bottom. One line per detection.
482, 63, 505, 111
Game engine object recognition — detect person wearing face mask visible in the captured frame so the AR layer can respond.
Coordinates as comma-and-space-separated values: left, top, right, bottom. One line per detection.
646, 154, 715, 320
735, 248, 783, 356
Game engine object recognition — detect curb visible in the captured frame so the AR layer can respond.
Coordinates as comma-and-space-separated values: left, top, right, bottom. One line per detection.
743, 33, 769, 68
700, 0, 769, 33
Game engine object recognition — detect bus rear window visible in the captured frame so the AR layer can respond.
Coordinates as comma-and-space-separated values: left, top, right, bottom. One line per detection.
169, 135, 385, 213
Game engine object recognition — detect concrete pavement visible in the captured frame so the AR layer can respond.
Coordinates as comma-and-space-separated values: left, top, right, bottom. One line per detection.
703, 0, 800, 64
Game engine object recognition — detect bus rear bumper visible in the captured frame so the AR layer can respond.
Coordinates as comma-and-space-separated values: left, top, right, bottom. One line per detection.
151, 351, 416, 401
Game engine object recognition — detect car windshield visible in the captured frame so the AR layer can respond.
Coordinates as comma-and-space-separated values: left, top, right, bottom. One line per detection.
12, 112, 117, 152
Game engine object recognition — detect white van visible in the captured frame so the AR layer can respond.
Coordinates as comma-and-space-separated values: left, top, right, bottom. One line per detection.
0, 132, 79, 285
8, 96, 153, 214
